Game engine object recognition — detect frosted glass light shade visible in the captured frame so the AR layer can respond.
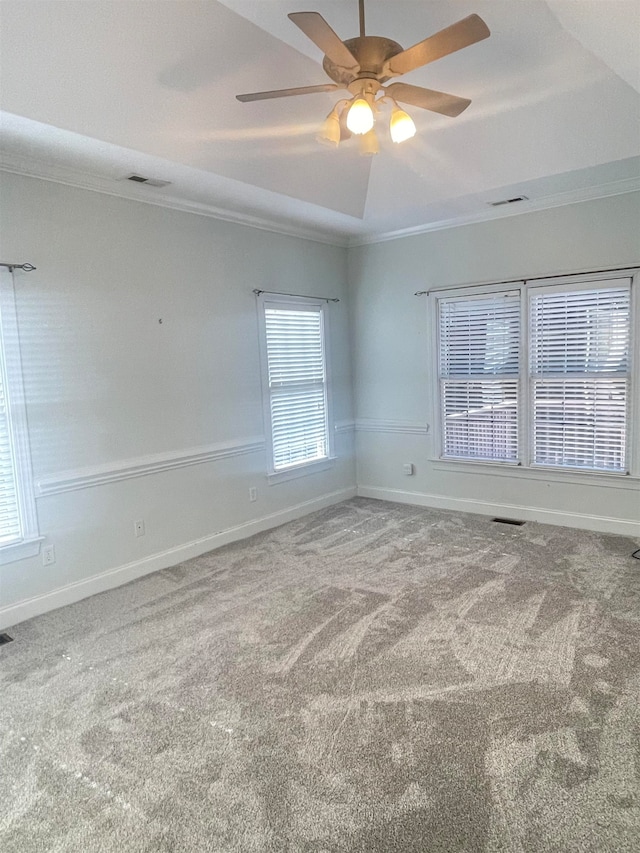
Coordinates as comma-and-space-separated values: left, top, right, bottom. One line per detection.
317, 110, 341, 146
390, 107, 416, 143
358, 128, 379, 156
346, 98, 374, 135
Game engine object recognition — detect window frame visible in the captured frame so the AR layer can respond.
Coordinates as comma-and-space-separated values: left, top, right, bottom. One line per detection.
257, 293, 335, 484
0, 271, 41, 565
429, 269, 639, 481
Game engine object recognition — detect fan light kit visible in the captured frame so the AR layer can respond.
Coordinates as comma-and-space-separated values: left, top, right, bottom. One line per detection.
237, 0, 490, 154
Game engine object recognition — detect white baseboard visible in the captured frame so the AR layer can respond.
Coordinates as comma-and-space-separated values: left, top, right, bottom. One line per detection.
0, 487, 356, 630
357, 485, 640, 538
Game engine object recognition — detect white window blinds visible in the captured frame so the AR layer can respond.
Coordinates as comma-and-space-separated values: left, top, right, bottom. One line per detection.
438, 292, 520, 462
529, 282, 630, 472
0, 344, 21, 546
264, 303, 329, 471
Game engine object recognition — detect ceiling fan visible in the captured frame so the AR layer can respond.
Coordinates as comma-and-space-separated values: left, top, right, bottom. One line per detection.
236, 0, 490, 153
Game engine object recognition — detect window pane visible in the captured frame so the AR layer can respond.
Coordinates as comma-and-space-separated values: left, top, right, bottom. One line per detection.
270, 386, 327, 469
530, 287, 629, 375
442, 380, 519, 461
439, 295, 520, 376
265, 309, 325, 386
532, 378, 627, 471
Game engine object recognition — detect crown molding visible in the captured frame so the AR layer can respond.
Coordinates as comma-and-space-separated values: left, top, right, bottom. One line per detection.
0, 152, 351, 248
3, 149, 638, 250
36, 437, 266, 497
348, 175, 640, 247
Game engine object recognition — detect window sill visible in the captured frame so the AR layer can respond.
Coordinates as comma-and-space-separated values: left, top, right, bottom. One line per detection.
430, 458, 639, 490
0, 536, 44, 566
268, 456, 336, 485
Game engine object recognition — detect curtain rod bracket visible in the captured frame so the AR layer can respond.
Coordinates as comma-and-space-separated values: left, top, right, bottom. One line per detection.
0, 262, 36, 273
414, 290, 428, 296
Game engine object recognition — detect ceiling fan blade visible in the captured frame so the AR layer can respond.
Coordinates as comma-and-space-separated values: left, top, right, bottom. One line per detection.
236, 83, 340, 102
384, 14, 490, 78
288, 12, 360, 73
384, 83, 471, 117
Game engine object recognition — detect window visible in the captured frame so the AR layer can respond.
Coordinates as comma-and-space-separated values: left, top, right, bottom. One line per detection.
434, 272, 635, 474
0, 271, 40, 564
258, 295, 333, 479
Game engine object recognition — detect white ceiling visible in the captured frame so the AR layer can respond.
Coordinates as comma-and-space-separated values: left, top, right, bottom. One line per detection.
1, 0, 639, 244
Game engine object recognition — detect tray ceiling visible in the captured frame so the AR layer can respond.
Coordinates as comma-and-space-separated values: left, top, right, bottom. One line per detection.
1, 1, 638, 243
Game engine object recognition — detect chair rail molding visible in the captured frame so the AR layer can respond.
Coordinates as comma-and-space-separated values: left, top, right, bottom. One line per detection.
36, 437, 266, 497
355, 419, 429, 435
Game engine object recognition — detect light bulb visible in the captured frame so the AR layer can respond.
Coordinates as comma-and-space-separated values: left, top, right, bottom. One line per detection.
346, 98, 374, 135
358, 128, 379, 156
317, 109, 341, 146
389, 106, 416, 143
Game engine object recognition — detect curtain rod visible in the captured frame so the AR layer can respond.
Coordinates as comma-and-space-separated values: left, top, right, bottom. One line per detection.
253, 288, 339, 303
414, 263, 640, 296
0, 262, 36, 273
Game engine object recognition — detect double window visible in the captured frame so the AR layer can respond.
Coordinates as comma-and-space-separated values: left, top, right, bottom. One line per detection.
258, 295, 333, 479
434, 272, 635, 474
0, 272, 40, 563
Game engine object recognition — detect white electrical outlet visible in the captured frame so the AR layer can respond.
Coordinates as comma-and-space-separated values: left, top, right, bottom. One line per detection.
249, 487, 257, 502
42, 544, 56, 566
403, 463, 414, 476
134, 519, 145, 537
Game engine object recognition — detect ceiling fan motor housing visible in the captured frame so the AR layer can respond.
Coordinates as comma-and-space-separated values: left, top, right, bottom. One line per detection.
323, 36, 404, 86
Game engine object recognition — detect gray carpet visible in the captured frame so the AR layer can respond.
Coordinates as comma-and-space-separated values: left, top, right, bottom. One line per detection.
1, 498, 640, 852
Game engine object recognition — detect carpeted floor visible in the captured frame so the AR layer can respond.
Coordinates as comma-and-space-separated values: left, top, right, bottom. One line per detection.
1, 497, 640, 852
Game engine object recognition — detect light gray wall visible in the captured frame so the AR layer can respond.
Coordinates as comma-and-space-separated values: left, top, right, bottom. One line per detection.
2, 175, 638, 628
349, 193, 640, 535
0, 172, 355, 624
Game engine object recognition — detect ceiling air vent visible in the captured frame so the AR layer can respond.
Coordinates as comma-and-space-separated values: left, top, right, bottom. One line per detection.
123, 174, 171, 189
489, 196, 529, 207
